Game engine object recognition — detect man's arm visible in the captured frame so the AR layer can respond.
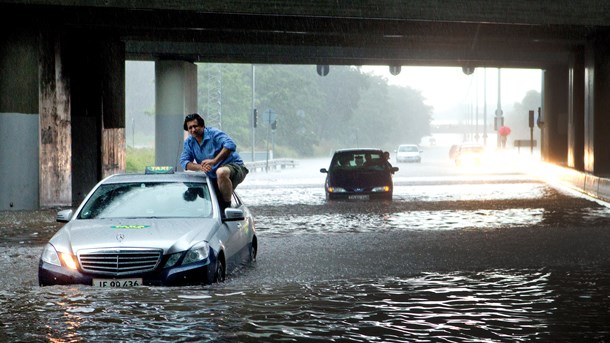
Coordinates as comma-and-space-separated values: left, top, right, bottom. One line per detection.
179, 139, 194, 171
201, 147, 231, 170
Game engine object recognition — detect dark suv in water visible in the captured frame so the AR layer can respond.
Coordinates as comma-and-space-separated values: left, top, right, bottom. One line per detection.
320, 148, 399, 200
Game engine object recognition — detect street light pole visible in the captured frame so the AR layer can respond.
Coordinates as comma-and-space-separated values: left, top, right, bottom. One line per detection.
483, 68, 488, 145
475, 70, 479, 142
495, 68, 503, 148
251, 65, 256, 162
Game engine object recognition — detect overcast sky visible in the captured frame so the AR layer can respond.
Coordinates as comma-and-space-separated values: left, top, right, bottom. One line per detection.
362, 66, 543, 120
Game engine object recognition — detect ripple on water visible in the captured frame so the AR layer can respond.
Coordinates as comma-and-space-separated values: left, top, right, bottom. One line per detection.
254, 208, 546, 236
3, 268, 610, 341
394, 182, 550, 202
239, 183, 551, 207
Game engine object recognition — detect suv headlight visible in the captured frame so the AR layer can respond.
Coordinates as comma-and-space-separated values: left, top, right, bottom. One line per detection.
372, 186, 390, 192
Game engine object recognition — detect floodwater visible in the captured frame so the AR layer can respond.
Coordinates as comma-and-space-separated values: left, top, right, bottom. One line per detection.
3, 149, 610, 342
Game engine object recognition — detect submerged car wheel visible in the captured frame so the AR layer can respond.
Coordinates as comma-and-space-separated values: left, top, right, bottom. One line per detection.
250, 240, 257, 262
214, 258, 225, 283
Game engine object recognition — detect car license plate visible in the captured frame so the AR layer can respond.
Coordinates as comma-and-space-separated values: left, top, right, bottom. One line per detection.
93, 278, 142, 288
348, 194, 369, 200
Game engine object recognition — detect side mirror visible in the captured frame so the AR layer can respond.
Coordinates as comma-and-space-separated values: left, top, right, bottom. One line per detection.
320, 168, 328, 173
56, 209, 73, 223
391, 167, 399, 173
223, 208, 245, 221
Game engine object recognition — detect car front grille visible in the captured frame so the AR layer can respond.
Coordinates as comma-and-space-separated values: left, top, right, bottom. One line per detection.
78, 249, 163, 276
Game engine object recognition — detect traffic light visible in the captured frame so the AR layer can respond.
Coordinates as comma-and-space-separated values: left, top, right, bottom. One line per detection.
253, 109, 257, 128
271, 120, 277, 130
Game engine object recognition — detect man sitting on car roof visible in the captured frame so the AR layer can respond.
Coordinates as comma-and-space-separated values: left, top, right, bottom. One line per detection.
179, 113, 249, 210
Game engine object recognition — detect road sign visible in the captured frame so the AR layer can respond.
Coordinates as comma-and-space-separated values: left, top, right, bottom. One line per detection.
262, 109, 277, 125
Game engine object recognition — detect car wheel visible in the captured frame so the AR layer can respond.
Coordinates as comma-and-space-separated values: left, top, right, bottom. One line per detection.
250, 240, 257, 262
213, 258, 225, 283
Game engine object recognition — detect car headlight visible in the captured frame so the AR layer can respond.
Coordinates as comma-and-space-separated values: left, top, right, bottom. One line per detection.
164, 253, 181, 268
372, 186, 390, 192
329, 187, 346, 193
41, 244, 79, 270
41, 243, 61, 266
182, 242, 210, 265
59, 252, 79, 270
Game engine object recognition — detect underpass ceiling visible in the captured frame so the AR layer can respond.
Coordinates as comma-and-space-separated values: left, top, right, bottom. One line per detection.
2, 1, 608, 68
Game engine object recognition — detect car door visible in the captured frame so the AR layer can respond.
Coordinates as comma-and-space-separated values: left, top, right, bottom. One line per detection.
222, 193, 250, 271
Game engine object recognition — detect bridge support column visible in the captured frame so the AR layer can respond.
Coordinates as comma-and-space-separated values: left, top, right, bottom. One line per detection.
155, 61, 197, 169
39, 31, 73, 208
69, 35, 126, 206
0, 30, 40, 210
567, 47, 585, 171
541, 66, 569, 165
584, 34, 610, 176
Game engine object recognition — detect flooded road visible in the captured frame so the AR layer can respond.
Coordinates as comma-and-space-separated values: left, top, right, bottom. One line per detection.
2, 147, 610, 341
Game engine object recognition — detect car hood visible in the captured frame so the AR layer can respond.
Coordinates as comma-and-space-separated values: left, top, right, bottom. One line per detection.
328, 169, 392, 189
49, 218, 219, 255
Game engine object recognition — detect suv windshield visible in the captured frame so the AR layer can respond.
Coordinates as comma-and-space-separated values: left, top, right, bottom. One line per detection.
78, 182, 213, 219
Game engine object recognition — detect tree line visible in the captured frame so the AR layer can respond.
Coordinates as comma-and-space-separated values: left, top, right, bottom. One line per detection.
196, 64, 433, 157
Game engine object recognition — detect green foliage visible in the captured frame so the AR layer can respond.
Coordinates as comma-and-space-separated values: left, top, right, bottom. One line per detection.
126, 147, 155, 173
195, 63, 432, 157
505, 90, 542, 141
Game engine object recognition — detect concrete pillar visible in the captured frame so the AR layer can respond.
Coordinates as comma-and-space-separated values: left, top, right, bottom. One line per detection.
69, 35, 126, 206
155, 61, 197, 169
0, 30, 40, 210
584, 34, 610, 175
567, 47, 585, 171
39, 31, 72, 208
540, 66, 569, 165
100, 40, 126, 179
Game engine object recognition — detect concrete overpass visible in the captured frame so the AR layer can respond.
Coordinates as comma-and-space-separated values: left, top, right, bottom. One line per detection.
2, 1, 610, 210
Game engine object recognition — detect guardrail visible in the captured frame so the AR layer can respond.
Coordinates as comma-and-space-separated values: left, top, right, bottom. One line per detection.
245, 159, 297, 172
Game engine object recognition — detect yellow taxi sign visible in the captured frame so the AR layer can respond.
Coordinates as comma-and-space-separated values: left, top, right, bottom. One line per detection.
144, 166, 175, 174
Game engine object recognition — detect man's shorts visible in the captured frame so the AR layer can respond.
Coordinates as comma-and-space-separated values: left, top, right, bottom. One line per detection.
224, 163, 249, 188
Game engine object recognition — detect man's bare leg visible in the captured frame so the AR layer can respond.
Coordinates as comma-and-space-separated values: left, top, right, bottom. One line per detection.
216, 166, 233, 203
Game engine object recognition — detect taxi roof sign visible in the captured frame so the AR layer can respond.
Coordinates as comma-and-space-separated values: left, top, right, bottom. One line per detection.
145, 166, 175, 174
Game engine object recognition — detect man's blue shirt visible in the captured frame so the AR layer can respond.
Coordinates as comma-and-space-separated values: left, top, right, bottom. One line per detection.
180, 127, 244, 179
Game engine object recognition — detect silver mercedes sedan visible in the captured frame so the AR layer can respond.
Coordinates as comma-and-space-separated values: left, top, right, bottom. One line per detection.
38, 167, 257, 287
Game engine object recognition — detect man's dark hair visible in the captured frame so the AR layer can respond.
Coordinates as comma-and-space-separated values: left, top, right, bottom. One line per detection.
183, 113, 205, 131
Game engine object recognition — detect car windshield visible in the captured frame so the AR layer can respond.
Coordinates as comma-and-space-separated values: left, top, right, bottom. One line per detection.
399, 145, 418, 152
331, 151, 387, 170
78, 182, 213, 219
